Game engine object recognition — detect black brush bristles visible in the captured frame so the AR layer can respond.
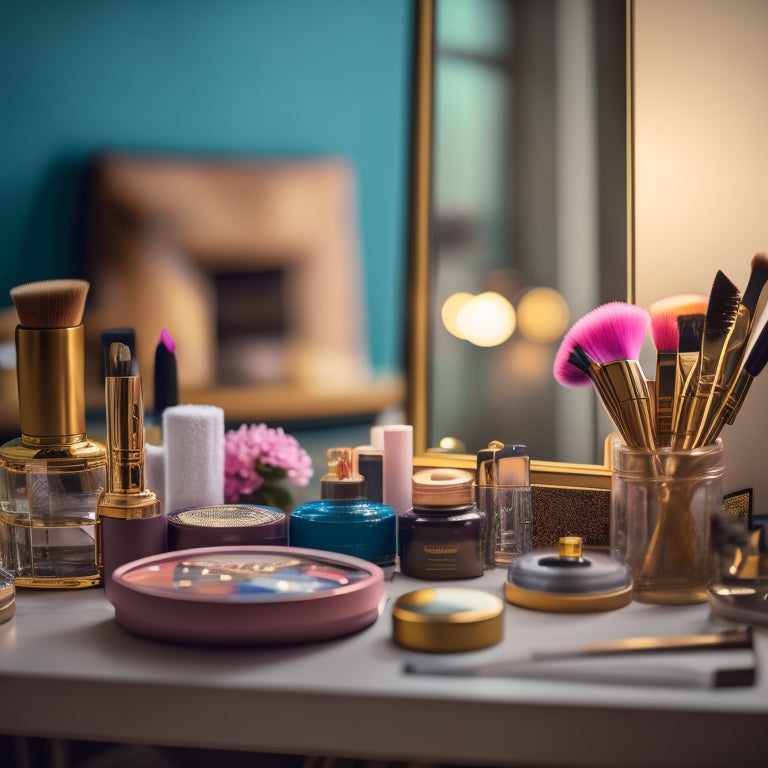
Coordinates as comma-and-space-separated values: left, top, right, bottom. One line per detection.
702, 271, 741, 343
678, 313, 705, 355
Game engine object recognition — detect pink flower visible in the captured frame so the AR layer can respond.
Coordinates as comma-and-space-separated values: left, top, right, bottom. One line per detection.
224, 423, 314, 504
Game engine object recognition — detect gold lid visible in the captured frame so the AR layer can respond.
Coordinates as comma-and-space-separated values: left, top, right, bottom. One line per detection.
411, 468, 474, 506
558, 536, 584, 560
392, 587, 504, 652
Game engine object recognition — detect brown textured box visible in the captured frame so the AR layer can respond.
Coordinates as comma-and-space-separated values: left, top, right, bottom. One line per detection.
532, 485, 611, 549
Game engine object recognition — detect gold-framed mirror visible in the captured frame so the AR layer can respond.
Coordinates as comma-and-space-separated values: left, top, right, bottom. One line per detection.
407, 0, 635, 489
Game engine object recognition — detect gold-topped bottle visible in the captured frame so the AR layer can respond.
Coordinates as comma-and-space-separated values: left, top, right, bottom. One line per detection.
0, 279, 106, 588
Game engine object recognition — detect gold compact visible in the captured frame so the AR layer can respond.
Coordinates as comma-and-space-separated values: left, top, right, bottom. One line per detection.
505, 537, 632, 612
392, 587, 504, 652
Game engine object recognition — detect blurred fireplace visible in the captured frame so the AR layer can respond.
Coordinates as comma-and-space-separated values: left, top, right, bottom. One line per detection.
82, 152, 403, 422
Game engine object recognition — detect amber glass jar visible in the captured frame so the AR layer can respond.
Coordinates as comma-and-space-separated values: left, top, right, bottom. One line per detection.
398, 469, 484, 580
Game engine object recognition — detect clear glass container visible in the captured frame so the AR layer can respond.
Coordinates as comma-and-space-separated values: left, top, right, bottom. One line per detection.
611, 437, 723, 605
0, 439, 106, 588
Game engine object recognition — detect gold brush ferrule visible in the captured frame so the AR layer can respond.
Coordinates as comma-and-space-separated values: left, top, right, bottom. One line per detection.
655, 351, 677, 443
600, 360, 656, 451
16, 324, 86, 444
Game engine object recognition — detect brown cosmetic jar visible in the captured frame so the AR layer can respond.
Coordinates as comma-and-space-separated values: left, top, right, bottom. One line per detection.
398, 469, 484, 580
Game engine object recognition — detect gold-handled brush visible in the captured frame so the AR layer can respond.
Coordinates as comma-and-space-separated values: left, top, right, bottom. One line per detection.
680, 271, 741, 448
691, 253, 768, 447
648, 294, 708, 447
553, 302, 654, 451
670, 312, 705, 445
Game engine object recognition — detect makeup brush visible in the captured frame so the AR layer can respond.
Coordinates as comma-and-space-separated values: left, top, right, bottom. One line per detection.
11, 279, 89, 329
719, 252, 768, 384
553, 342, 627, 438
670, 312, 705, 446
699, 313, 768, 444
648, 294, 708, 446
553, 302, 654, 450
691, 254, 768, 447
10, 279, 91, 441
679, 271, 741, 448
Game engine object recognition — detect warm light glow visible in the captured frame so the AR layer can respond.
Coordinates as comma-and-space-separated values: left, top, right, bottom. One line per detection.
516, 287, 570, 343
456, 291, 516, 347
441, 292, 475, 339
439, 436, 467, 452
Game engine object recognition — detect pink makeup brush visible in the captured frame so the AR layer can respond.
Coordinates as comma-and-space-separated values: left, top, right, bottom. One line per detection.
648, 294, 708, 445
554, 302, 654, 450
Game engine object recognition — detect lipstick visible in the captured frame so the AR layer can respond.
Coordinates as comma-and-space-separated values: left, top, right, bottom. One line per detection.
98, 342, 166, 598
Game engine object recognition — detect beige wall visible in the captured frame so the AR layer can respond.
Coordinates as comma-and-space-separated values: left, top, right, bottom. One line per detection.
635, 0, 768, 507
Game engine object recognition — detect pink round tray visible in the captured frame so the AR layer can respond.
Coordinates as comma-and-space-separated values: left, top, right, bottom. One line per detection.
108, 546, 385, 646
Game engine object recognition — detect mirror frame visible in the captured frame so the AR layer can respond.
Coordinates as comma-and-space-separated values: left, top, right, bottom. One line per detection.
406, 0, 636, 490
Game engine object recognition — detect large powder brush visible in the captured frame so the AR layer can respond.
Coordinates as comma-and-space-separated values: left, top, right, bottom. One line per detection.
11, 279, 89, 329
10, 279, 91, 442
554, 302, 654, 451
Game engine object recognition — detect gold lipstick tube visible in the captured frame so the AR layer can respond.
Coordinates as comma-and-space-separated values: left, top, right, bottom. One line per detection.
98, 343, 165, 598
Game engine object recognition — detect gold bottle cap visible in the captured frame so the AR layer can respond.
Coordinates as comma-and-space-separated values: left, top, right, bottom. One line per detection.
392, 587, 504, 652
558, 536, 584, 561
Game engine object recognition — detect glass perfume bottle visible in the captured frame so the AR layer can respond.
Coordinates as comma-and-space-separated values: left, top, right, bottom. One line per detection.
289, 447, 396, 565
398, 468, 484, 579
0, 280, 107, 588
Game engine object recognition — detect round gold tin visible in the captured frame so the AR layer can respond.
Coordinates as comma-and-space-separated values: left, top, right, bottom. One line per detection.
392, 587, 504, 652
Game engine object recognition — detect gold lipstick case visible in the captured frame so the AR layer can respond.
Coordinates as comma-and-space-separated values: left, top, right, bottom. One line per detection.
98, 343, 165, 598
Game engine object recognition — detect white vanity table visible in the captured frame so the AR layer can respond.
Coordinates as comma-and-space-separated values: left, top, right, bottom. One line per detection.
1, 569, 766, 768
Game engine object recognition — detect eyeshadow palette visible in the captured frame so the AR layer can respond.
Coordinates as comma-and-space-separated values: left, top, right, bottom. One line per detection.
108, 546, 385, 645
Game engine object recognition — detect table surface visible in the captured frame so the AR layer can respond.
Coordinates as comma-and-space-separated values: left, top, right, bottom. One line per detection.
1, 568, 767, 768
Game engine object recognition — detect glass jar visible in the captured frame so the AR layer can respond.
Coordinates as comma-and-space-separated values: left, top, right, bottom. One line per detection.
398, 469, 484, 579
610, 437, 723, 604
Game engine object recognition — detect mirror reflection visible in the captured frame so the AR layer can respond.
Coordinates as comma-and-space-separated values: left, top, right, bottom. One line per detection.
426, 0, 627, 464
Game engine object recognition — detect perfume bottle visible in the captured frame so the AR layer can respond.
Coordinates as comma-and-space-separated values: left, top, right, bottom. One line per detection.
289, 447, 396, 565
475, 441, 533, 568
0, 280, 107, 588
398, 468, 484, 579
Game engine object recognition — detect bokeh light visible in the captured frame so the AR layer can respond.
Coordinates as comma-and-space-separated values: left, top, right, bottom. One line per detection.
516, 286, 570, 343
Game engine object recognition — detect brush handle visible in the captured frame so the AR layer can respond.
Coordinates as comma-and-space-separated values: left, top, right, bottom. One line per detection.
655, 351, 677, 445
600, 360, 656, 451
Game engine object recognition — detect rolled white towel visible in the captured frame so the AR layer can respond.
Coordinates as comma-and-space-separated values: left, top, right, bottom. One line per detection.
144, 442, 166, 512
163, 404, 225, 514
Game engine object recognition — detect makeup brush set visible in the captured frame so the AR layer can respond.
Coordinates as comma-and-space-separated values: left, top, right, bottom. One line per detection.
554, 252, 768, 452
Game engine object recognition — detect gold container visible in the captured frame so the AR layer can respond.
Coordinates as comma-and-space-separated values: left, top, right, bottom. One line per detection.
392, 587, 504, 652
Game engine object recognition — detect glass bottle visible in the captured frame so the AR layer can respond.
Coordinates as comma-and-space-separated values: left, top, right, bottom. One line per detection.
0, 280, 107, 588
289, 447, 396, 566
398, 468, 484, 579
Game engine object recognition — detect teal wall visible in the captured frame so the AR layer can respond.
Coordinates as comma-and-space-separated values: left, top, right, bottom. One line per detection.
0, 0, 414, 374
